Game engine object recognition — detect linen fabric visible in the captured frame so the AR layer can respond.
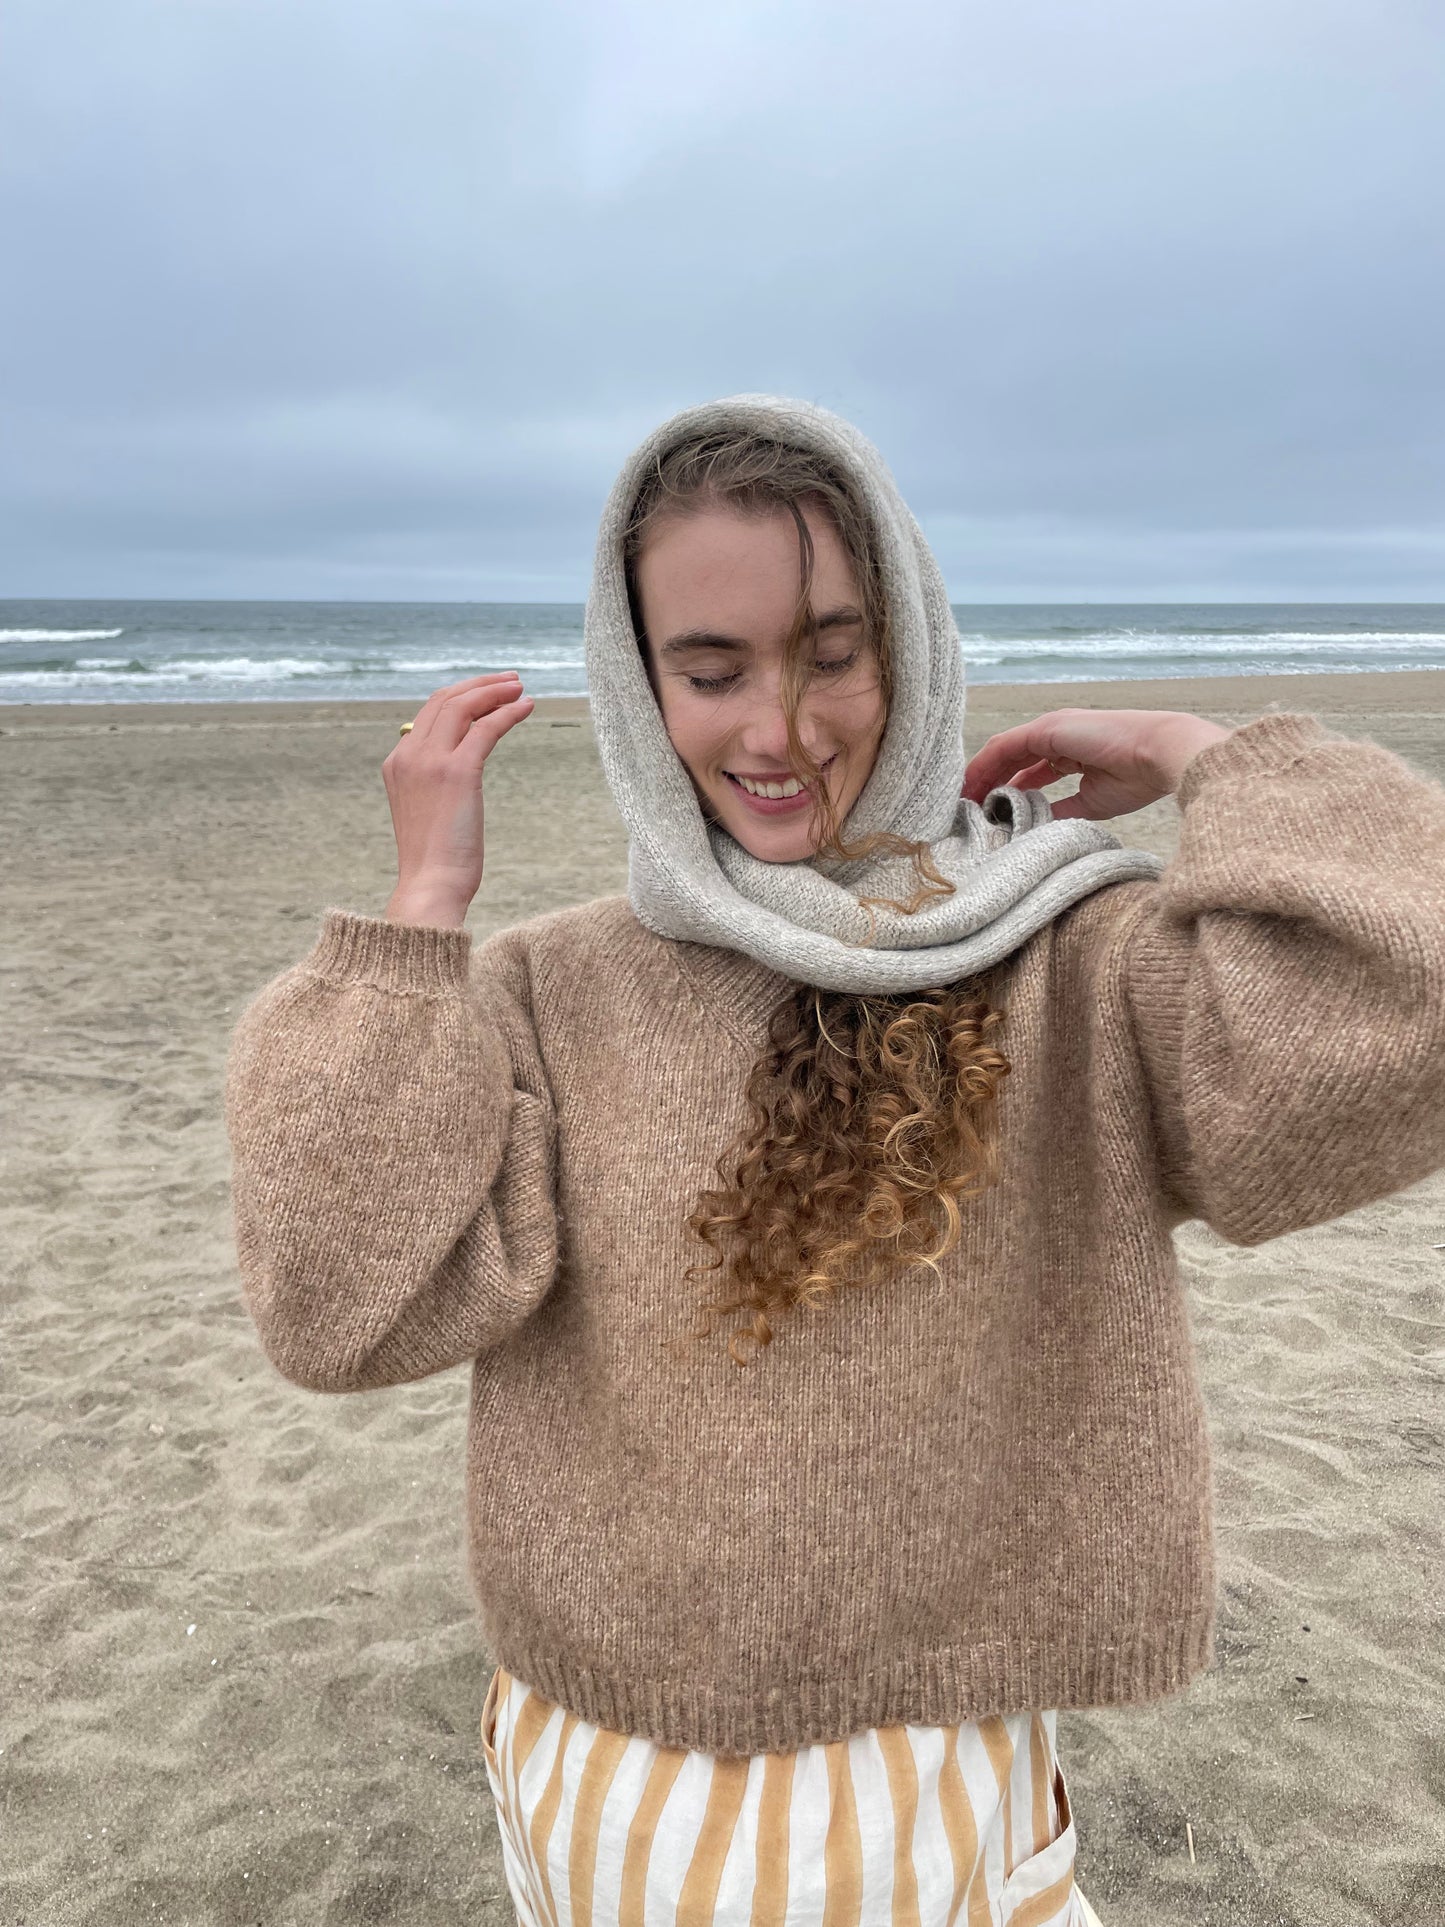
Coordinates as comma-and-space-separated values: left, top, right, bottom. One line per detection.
224, 713, 1445, 1757
583, 392, 1165, 994
479, 1665, 1099, 1927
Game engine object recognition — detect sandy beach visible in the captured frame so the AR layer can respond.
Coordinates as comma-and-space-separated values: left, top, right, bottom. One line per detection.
3, 668, 1443, 1927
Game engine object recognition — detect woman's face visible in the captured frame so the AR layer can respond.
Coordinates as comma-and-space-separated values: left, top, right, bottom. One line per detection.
635, 500, 887, 863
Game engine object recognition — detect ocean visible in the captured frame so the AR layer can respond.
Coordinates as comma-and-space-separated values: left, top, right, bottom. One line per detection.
2, 600, 1443, 705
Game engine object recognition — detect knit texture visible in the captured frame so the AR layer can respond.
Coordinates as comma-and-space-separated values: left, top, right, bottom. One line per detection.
225, 712, 1445, 1757
584, 393, 1164, 993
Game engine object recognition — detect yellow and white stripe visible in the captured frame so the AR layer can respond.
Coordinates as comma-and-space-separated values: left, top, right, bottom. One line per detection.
481, 1665, 1105, 1926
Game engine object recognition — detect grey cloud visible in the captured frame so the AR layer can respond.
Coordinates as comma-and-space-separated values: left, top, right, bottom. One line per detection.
2, 0, 1441, 598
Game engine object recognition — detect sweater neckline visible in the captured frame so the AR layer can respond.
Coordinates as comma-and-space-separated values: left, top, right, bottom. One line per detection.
661, 932, 798, 1048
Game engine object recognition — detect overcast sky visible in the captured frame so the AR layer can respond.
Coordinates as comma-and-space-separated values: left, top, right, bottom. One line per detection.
2, 0, 1442, 602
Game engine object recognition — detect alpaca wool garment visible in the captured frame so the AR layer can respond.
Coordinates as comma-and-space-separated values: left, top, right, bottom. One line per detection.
224, 713, 1445, 1757
584, 392, 1164, 993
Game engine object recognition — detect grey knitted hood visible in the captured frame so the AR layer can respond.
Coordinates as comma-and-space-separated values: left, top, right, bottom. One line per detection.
583, 394, 1163, 994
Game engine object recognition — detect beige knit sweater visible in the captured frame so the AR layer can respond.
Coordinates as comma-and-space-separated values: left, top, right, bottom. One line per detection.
224, 712, 1445, 1757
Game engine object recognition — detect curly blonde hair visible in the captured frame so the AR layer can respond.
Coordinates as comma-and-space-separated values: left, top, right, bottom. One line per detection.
624, 431, 1012, 1367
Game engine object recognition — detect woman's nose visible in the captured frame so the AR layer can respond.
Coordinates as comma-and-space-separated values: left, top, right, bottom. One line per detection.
739, 703, 791, 757
736, 701, 825, 768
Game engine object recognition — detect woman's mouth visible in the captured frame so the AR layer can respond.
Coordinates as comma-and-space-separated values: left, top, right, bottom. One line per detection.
723, 754, 836, 816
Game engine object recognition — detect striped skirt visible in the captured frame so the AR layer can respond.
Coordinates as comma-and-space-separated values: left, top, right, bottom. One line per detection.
480, 1665, 1104, 1926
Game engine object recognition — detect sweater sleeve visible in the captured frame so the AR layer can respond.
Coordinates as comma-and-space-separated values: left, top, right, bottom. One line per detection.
223, 910, 558, 1392
1114, 710, 1445, 1245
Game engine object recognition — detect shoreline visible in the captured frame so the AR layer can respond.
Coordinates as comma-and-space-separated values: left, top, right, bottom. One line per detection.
2, 665, 1442, 733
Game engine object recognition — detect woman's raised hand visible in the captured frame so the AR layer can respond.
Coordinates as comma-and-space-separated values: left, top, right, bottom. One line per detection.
960, 707, 1230, 820
382, 672, 535, 925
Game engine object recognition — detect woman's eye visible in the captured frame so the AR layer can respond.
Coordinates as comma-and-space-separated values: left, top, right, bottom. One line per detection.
684, 650, 858, 694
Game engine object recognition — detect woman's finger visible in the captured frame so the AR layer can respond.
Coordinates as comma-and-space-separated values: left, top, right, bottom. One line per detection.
962, 708, 1112, 800
456, 690, 535, 765
1002, 758, 1060, 793
425, 677, 528, 752
962, 723, 1062, 801
401, 671, 522, 744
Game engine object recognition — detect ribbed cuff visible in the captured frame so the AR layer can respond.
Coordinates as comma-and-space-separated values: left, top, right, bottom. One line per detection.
303, 907, 473, 993
1176, 711, 1333, 810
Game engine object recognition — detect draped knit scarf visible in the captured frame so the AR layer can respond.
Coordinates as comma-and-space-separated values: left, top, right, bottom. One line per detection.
583, 394, 1163, 995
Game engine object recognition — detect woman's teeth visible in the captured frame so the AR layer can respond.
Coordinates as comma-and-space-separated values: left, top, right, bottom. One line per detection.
735, 774, 804, 798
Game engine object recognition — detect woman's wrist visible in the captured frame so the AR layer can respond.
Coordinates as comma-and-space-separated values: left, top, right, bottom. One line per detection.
385, 882, 472, 928
1148, 714, 1233, 792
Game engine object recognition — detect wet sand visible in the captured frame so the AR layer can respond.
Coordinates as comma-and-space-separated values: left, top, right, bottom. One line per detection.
2, 670, 1442, 1924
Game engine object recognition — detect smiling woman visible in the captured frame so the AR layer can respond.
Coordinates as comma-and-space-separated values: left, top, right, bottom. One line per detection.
634, 496, 883, 851
624, 432, 900, 870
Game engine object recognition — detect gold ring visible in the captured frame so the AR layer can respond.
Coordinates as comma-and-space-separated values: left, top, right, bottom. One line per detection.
398, 722, 414, 736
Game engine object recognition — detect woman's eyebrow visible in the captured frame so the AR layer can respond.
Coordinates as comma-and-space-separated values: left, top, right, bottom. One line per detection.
658, 606, 863, 658
658, 630, 747, 658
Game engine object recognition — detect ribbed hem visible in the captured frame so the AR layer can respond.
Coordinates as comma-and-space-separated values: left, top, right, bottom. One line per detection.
1177, 711, 1331, 810
480, 1614, 1216, 1758
303, 907, 473, 993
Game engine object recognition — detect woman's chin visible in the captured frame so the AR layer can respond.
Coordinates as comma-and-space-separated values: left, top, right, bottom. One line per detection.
716, 802, 820, 863
741, 833, 814, 863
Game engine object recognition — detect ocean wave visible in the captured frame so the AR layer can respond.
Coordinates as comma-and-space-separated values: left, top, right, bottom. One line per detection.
958, 630, 1445, 658
162, 655, 341, 679
0, 627, 125, 644
0, 669, 153, 688
2, 652, 593, 685
0, 656, 337, 687
389, 653, 588, 673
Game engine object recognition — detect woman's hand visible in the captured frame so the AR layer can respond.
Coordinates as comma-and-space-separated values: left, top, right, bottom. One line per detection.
381, 672, 535, 925
961, 708, 1232, 820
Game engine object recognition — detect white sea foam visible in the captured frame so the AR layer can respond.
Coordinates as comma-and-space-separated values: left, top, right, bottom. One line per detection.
2, 656, 335, 687
1223, 630, 1445, 644
0, 668, 148, 687
0, 628, 125, 643
4, 652, 594, 686
147, 656, 337, 680
393, 653, 590, 673
959, 630, 1445, 659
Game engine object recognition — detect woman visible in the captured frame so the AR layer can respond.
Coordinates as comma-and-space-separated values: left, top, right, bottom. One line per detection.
225, 395, 1445, 1925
